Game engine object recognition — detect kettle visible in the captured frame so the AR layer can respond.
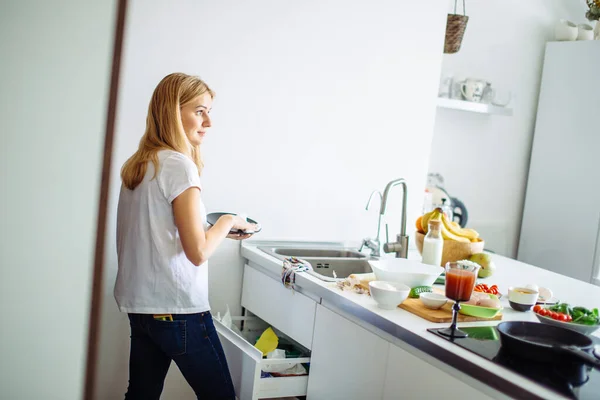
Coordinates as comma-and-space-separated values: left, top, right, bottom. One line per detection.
425, 173, 469, 228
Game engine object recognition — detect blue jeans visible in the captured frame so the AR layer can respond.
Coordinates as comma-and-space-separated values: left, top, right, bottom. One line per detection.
125, 311, 235, 400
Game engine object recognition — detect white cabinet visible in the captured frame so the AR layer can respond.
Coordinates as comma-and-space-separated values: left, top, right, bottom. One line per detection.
215, 315, 311, 400
241, 264, 317, 349
383, 344, 492, 400
306, 304, 390, 400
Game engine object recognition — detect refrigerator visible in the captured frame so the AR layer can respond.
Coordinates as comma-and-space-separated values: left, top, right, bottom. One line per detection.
518, 41, 600, 286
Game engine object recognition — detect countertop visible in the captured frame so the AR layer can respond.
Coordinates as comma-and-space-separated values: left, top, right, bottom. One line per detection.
240, 240, 600, 400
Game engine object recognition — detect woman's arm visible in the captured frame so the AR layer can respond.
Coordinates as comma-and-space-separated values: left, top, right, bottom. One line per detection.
173, 187, 255, 266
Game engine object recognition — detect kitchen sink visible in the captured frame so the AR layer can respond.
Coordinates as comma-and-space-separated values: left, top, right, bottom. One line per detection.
257, 246, 372, 282
269, 247, 366, 259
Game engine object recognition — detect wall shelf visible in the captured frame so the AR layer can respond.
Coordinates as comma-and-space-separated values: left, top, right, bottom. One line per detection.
437, 97, 513, 116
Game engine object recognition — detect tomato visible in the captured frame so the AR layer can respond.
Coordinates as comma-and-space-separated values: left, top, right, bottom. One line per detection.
559, 314, 569, 322
533, 305, 542, 313
551, 312, 561, 320
539, 308, 549, 316
566, 314, 573, 322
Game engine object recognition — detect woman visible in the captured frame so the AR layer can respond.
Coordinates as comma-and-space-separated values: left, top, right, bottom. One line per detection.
115, 72, 256, 399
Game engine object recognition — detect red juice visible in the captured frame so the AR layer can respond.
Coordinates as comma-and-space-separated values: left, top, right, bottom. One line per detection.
445, 269, 477, 301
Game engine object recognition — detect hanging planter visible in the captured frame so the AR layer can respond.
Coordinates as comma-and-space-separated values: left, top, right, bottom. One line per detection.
444, 0, 469, 54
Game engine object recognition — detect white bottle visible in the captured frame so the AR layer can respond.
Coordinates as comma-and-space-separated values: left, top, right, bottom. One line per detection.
422, 219, 444, 267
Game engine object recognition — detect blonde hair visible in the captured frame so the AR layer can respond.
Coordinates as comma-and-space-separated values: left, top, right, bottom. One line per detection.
121, 73, 215, 190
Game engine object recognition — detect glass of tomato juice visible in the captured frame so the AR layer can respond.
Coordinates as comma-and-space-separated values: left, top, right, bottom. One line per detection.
439, 261, 480, 338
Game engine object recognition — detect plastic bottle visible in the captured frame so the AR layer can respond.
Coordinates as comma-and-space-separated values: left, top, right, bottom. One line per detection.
422, 219, 444, 267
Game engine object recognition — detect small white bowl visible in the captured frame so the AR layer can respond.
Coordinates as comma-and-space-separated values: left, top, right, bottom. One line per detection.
419, 292, 448, 309
369, 280, 410, 310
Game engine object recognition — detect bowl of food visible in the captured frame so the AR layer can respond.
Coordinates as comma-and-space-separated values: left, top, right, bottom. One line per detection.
415, 231, 485, 267
533, 303, 600, 336
419, 292, 448, 309
368, 281, 411, 310
368, 258, 443, 288
459, 292, 502, 318
507, 286, 539, 312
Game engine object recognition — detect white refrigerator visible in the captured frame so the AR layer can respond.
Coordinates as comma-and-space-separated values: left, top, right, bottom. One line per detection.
518, 41, 600, 286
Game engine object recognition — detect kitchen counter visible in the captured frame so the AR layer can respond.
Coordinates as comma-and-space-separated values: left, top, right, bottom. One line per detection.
241, 240, 600, 400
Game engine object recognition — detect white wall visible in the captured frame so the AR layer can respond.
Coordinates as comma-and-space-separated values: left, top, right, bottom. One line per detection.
0, 1, 117, 399
95, 1, 448, 398
428, 0, 587, 257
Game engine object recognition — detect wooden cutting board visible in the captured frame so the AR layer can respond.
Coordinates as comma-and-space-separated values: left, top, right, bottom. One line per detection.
399, 297, 502, 323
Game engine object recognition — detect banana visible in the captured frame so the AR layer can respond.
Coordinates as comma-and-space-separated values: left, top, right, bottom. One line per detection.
420, 210, 434, 234
440, 223, 471, 242
441, 213, 478, 241
449, 218, 479, 239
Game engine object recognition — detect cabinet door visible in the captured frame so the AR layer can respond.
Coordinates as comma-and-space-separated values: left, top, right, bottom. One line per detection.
306, 304, 389, 400
519, 42, 600, 282
241, 264, 317, 349
383, 344, 492, 400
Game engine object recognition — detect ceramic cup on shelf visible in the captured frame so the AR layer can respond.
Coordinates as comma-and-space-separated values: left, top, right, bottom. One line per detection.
595, 21, 600, 40
555, 19, 578, 41
460, 79, 487, 102
577, 23, 594, 40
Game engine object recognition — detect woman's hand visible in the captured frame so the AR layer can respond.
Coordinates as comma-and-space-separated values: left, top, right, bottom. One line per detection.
227, 232, 253, 240
226, 215, 258, 240
230, 215, 258, 233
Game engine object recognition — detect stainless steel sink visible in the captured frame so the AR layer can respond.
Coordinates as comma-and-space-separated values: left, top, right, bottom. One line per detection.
270, 247, 366, 259
257, 246, 372, 282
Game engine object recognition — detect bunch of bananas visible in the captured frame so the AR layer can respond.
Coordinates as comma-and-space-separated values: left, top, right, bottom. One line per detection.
416, 208, 481, 243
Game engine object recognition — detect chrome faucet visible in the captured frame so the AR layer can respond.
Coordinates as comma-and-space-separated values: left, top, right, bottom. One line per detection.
381, 178, 409, 258
358, 190, 383, 257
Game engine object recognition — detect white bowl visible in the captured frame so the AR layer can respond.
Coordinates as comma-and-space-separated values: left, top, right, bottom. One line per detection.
369, 280, 410, 310
419, 292, 448, 309
368, 258, 443, 288
508, 286, 539, 312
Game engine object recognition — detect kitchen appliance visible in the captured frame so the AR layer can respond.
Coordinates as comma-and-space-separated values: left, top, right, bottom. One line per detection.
518, 41, 600, 286
429, 326, 600, 399
426, 173, 469, 227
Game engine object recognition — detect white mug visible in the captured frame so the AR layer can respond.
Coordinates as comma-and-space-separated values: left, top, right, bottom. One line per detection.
577, 23, 594, 41
460, 79, 487, 102
555, 19, 578, 41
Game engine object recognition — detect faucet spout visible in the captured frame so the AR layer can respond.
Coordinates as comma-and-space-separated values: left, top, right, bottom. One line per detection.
380, 178, 409, 258
381, 178, 408, 237
359, 190, 384, 257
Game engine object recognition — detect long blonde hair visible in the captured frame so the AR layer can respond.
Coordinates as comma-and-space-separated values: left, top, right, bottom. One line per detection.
121, 73, 215, 190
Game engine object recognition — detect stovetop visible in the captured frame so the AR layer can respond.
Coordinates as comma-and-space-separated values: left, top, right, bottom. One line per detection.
428, 326, 600, 400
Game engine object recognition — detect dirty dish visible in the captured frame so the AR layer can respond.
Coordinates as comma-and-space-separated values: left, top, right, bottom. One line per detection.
207, 212, 262, 234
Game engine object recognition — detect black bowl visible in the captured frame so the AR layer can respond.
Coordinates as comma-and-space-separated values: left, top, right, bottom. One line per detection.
509, 300, 535, 312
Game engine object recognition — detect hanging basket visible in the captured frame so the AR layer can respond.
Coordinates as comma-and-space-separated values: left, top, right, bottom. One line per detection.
444, 0, 469, 54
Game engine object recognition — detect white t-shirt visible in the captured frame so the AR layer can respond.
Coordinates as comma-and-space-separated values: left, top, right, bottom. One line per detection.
114, 150, 210, 314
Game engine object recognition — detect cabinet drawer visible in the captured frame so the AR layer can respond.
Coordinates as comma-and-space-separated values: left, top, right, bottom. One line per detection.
214, 315, 311, 400
241, 264, 317, 349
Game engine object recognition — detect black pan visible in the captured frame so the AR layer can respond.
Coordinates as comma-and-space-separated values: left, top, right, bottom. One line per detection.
496, 321, 600, 370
